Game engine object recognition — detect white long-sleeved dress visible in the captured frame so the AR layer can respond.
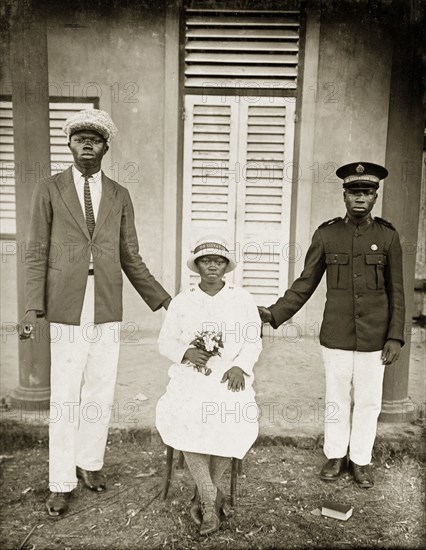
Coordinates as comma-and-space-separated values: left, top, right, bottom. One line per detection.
155, 282, 262, 459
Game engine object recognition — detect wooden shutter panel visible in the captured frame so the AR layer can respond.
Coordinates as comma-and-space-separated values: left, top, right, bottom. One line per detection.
49, 102, 95, 173
181, 95, 239, 288
0, 102, 15, 236
181, 96, 295, 302
234, 98, 295, 305
185, 9, 300, 89
0, 100, 95, 236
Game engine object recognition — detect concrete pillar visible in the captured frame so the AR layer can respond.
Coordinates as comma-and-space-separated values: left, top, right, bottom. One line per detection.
380, 27, 424, 423
10, 0, 51, 410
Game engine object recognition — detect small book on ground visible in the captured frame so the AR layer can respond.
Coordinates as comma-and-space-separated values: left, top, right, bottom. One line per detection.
321, 501, 353, 521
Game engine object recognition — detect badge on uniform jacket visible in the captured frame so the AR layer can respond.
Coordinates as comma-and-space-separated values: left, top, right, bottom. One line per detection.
371, 244, 378, 251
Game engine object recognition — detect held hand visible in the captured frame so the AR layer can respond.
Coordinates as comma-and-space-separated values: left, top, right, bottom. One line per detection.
221, 367, 246, 392
183, 347, 209, 369
18, 310, 38, 340
381, 339, 402, 365
258, 306, 273, 324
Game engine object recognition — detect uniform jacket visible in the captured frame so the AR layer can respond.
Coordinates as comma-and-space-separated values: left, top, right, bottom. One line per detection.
25, 166, 170, 324
269, 215, 405, 351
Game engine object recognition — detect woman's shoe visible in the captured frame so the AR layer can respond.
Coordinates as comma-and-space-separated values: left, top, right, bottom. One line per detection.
215, 488, 233, 520
190, 487, 202, 525
199, 502, 220, 536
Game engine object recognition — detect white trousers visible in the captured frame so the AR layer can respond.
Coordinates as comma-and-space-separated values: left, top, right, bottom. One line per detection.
321, 346, 385, 466
49, 276, 120, 492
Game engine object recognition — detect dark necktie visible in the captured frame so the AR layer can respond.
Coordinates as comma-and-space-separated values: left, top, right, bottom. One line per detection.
84, 175, 96, 237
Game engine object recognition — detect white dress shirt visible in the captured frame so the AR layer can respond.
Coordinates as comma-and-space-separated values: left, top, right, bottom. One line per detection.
72, 165, 102, 269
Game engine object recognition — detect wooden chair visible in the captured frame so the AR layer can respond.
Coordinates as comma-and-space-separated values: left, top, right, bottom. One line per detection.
161, 445, 242, 506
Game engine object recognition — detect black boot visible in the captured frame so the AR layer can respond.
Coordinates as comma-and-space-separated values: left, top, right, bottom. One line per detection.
199, 502, 220, 536
190, 486, 202, 525
215, 488, 233, 520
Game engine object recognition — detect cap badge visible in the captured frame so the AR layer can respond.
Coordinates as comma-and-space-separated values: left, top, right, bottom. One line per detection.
356, 164, 365, 174
371, 244, 378, 251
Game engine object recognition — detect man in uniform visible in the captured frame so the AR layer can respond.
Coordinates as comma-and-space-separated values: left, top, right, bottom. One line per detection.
19, 109, 171, 516
258, 162, 405, 488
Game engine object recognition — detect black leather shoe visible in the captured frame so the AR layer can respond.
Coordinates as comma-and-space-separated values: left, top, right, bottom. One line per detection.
190, 487, 202, 525
76, 466, 106, 492
351, 462, 374, 488
320, 457, 347, 481
199, 503, 220, 536
46, 491, 72, 517
191, 487, 232, 525
215, 488, 233, 520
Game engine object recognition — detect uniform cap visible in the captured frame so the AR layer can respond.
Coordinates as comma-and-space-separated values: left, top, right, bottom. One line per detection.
63, 109, 117, 143
336, 162, 388, 189
187, 235, 237, 274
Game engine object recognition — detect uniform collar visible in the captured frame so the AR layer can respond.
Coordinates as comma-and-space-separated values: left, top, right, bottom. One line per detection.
344, 214, 373, 227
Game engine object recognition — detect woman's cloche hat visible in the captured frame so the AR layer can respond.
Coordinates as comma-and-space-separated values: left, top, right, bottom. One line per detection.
187, 235, 237, 274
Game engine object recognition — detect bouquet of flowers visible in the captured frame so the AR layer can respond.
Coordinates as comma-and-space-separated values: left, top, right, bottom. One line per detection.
187, 330, 224, 375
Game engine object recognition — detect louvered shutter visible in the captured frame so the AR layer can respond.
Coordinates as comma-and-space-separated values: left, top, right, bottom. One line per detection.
185, 9, 299, 89
181, 95, 239, 287
0, 100, 95, 236
181, 95, 294, 303
234, 98, 295, 305
49, 102, 95, 173
0, 102, 15, 236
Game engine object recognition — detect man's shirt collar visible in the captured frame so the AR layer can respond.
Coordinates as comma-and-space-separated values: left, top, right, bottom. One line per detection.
72, 165, 102, 185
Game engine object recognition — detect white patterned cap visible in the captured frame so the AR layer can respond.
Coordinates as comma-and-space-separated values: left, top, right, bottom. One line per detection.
63, 109, 118, 143
187, 235, 237, 274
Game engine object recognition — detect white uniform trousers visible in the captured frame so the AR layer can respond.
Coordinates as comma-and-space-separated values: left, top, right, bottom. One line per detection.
321, 346, 385, 466
49, 276, 120, 493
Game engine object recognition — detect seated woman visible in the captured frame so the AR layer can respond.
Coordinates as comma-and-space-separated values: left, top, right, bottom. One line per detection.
156, 236, 262, 536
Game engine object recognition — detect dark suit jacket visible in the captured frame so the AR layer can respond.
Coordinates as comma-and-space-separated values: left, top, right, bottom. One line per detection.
269, 215, 405, 352
25, 166, 170, 324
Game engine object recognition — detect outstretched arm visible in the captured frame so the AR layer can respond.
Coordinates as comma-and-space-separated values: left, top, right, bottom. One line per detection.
266, 229, 326, 329
120, 189, 171, 311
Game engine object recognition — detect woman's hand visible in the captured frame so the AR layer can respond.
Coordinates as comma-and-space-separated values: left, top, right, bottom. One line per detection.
221, 367, 246, 392
183, 348, 209, 369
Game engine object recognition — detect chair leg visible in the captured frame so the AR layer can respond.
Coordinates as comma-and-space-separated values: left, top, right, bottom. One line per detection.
177, 450, 185, 469
230, 457, 238, 507
161, 446, 174, 500
237, 459, 243, 476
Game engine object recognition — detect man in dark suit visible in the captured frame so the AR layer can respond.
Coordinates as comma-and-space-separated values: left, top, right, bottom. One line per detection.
259, 162, 405, 488
19, 109, 171, 516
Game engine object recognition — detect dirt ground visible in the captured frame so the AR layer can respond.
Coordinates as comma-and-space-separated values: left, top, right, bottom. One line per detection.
0, 440, 424, 550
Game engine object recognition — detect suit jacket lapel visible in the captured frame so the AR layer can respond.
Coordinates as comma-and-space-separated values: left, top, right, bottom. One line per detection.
92, 173, 116, 239
56, 166, 90, 238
